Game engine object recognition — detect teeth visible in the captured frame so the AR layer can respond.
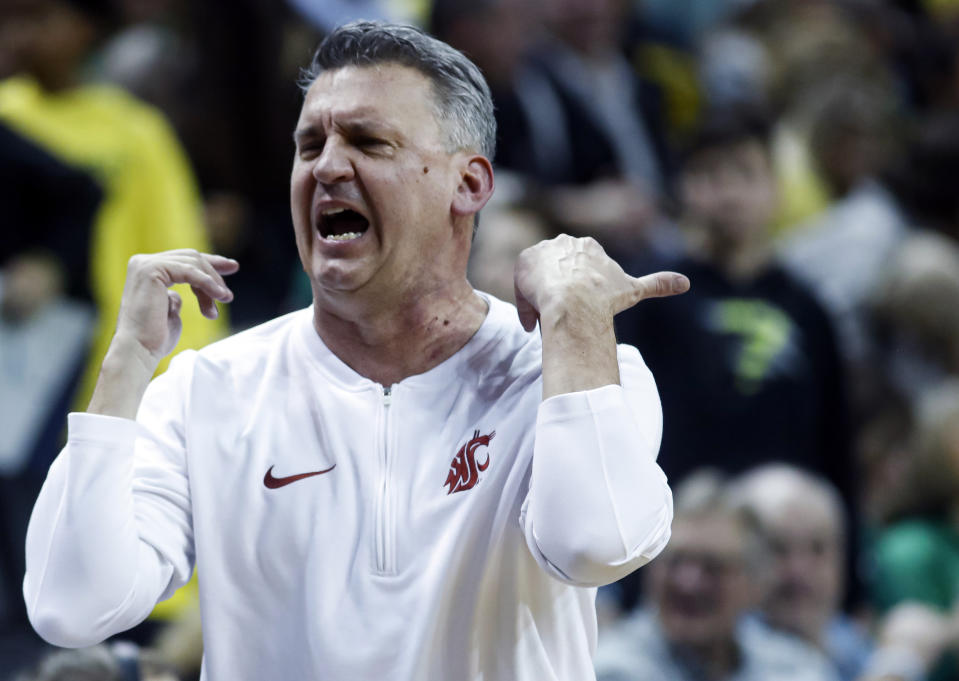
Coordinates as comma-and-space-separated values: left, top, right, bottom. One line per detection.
322, 207, 347, 216
326, 232, 363, 241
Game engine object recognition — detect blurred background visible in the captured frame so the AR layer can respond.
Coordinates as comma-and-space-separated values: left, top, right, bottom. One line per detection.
4, 0, 959, 679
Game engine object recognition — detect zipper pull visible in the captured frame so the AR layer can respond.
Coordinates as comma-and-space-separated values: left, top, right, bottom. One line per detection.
383, 385, 392, 407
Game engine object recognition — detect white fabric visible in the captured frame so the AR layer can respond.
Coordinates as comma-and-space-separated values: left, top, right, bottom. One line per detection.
24, 294, 672, 681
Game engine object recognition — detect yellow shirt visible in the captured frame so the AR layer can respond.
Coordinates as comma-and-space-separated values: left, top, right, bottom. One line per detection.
0, 76, 227, 411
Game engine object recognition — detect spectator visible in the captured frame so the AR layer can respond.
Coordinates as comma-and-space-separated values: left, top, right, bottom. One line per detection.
780, 84, 907, 373
595, 470, 840, 681
614, 104, 854, 611
732, 464, 872, 681
0, 0, 228, 416
616, 104, 852, 519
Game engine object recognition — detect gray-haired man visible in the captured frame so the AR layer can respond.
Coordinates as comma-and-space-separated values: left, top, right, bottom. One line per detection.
24, 21, 688, 680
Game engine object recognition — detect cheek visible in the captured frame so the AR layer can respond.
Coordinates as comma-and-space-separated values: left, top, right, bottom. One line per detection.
290, 168, 314, 215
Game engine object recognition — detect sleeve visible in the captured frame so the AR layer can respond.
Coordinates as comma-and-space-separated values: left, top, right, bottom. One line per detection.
23, 352, 197, 648
519, 344, 672, 586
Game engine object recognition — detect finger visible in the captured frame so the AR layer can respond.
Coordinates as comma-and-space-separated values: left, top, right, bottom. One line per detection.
169, 253, 235, 301
202, 253, 240, 276
159, 261, 232, 303
631, 271, 690, 302
190, 284, 219, 320
513, 284, 538, 332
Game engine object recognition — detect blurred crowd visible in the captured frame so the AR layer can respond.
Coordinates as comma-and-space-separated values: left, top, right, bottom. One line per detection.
3, 0, 959, 679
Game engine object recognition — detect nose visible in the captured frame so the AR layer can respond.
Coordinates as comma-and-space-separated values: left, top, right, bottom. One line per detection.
311, 137, 355, 185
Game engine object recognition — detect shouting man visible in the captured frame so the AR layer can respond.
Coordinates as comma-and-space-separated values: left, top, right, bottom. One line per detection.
24, 21, 688, 680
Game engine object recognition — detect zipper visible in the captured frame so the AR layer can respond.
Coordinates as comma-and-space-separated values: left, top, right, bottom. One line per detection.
373, 385, 394, 574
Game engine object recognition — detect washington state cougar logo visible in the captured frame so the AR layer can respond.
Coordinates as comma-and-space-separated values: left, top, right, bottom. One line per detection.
444, 429, 496, 495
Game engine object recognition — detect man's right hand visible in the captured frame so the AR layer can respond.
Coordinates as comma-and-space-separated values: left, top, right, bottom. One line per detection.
88, 250, 238, 419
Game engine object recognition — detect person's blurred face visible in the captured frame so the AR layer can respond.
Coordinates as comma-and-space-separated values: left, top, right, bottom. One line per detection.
761, 498, 843, 643
649, 514, 755, 649
290, 64, 478, 304
680, 139, 778, 251
0, 0, 95, 84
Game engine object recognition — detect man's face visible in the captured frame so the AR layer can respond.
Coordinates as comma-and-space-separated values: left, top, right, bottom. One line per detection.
762, 499, 843, 641
649, 514, 754, 649
290, 64, 469, 304
680, 139, 777, 249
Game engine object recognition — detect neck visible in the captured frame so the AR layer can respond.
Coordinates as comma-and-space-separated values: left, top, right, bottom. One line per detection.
312, 279, 488, 386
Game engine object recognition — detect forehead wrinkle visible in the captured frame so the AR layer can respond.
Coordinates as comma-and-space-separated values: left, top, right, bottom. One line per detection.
303, 66, 445, 147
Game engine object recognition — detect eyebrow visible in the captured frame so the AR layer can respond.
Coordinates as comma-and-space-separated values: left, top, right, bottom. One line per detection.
293, 118, 397, 146
293, 125, 321, 146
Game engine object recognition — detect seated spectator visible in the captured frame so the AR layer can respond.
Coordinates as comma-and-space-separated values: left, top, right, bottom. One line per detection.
732, 464, 872, 681
594, 470, 840, 681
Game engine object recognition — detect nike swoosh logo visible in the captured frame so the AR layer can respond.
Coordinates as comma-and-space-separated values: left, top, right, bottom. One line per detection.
263, 464, 336, 489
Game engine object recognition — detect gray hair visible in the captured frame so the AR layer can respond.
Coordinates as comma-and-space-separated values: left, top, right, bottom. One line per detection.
299, 20, 497, 161
730, 463, 846, 539
672, 468, 770, 577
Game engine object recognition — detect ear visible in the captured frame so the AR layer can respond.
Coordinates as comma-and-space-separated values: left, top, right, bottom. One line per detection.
451, 154, 495, 219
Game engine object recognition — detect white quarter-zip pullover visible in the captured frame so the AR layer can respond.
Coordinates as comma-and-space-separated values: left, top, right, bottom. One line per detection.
25, 294, 672, 680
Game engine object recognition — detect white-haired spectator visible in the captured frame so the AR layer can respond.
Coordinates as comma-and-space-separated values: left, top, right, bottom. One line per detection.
732, 464, 872, 681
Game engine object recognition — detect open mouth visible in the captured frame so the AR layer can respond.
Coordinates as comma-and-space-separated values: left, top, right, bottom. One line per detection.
318, 207, 370, 242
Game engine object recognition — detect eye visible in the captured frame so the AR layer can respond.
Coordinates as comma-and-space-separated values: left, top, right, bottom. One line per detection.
298, 143, 323, 159
355, 135, 388, 149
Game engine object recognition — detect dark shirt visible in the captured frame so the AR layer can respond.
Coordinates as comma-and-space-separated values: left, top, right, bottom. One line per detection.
0, 121, 101, 301
614, 254, 854, 607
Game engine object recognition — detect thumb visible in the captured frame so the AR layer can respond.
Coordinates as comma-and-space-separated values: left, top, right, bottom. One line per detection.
630, 271, 690, 304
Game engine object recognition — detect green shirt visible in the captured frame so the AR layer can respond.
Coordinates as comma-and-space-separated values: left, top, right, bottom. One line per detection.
872, 518, 959, 681
873, 518, 959, 612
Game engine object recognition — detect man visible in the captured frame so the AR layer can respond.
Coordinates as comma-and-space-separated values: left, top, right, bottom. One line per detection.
23, 21, 688, 680
613, 105, 853, 609
732, 465, 871, 681
594, 470, 840, 681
